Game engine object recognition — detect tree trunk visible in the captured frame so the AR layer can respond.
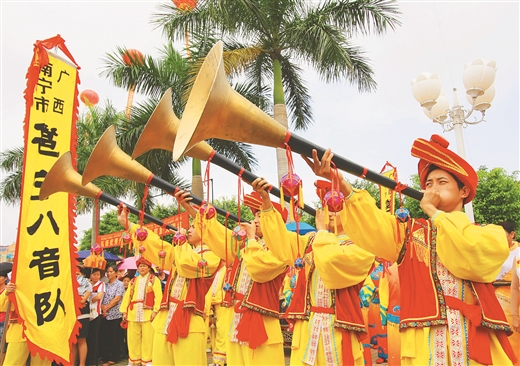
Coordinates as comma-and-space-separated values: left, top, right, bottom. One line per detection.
90, 204, 99, 246
272, 59, 289, 184
274, 104, 289, 183
191, 158, 204, 200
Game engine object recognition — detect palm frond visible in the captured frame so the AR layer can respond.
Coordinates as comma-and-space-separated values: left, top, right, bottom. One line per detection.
0, 171, 22, 204
0, 146, 24, 172
316, 0, 401, 35
206, 139, 258, 172
279, 58, 313, 131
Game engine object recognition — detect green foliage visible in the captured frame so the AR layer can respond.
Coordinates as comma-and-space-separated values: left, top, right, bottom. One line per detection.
212, 196, 254, 229
402, 174, 428, 220
473, 167, 520, 227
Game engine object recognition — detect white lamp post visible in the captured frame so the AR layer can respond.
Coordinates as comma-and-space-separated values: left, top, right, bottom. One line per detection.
411, 59, 497, 223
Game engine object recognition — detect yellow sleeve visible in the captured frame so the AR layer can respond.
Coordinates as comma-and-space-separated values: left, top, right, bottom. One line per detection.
194, 212, 236, 262
312, 230, 374, 289
128, 223, 175, 271
241, 239, 287, 283
119, 284, 131, 313
175, 245, 221, 279
435, 211, 509, 282
340, 190, 405, 262
152, 276, 163, 312
260, 206, 311, 266
0, 291, 8, 312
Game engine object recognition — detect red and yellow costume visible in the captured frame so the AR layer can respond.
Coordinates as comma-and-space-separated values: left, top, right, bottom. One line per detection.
0, 294, 51, 366
379, 262, 401, 366
261, 206, 375, 366
339, 135, 515, 365
205, 265, 228, 365
195, 209, 288, 365
119, 255, 162, 366
127, 223, 221, 366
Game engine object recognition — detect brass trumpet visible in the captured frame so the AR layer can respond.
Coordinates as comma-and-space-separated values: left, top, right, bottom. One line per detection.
173, 41, 423, 201
133, 89, 316, 217
81, 126, 240, 222
40, 151, 177, 231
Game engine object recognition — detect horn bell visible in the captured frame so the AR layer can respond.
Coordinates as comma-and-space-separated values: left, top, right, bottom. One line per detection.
40, 151, 101, 200
82, 125, 153, 186
132, 88, 214, 161
173, 41, 287, 162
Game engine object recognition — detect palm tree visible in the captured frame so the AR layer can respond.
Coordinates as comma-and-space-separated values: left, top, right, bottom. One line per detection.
0, 146, 23, 204
152, 0, 401, 182
100, 43, 260, 198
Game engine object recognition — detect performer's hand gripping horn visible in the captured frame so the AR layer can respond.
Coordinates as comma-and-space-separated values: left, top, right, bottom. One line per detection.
173, 41, 424, 201
132, 88, 316, 217
81, 126, 240, 222
39, 151, 177, 231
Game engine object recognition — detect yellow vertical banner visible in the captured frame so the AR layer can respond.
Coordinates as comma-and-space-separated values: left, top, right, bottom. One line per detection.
379, 168, 396, 214
12, 36, 81, 364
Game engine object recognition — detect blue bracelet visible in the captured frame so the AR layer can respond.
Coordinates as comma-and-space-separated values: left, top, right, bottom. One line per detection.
431, 210, 444, 223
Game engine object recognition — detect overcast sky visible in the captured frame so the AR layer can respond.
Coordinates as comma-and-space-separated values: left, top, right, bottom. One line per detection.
1, 1, 519, 245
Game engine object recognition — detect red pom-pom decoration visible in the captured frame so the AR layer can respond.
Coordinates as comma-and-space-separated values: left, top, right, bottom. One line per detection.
92, 243, 103, 255
135, 227, 148, 241
172, 232, 187, 246
199, 204, 216, 220
158, 250, 166, 259
198, 258, 208, 269
280, 173, 302, 197
323, 190, 345, 213
121, 232, 132, 244
139, 245, 146, 253
232, 226, 247, 242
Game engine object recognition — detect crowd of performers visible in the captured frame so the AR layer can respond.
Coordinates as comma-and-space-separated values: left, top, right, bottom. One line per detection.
1, 133, 520, 366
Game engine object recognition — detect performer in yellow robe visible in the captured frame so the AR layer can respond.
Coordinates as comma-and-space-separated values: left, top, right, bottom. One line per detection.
302, 134, 516, 365
0, 283, 51, 366
205, 265, 228, 365
177, 189, 288, 365
252, 177, 375, 366
379, 262, 401, 366
119, 256, 162, 366
118, 205, 221, 366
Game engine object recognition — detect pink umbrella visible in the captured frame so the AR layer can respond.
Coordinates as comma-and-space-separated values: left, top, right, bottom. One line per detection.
117, 256, 138, 270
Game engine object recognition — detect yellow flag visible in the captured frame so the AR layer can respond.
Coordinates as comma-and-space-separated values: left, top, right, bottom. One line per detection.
13, 37, 80, 365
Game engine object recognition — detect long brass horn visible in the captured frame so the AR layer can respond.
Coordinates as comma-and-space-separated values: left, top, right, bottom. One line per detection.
132, 88, 213, 161
134, 89, 316, 217
174, 41, 423, 201
40, 151, 177, 230
82, 126, 240, 222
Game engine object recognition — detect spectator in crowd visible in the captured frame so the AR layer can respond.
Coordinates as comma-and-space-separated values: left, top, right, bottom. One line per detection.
99, 265, 125, 366
87, 268, 105, 365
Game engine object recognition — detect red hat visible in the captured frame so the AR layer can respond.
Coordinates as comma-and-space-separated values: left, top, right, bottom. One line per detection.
411, 134, 478, 204
135, 256, 152, 268
315, 180, 332, 201
243, 191, 289, 222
